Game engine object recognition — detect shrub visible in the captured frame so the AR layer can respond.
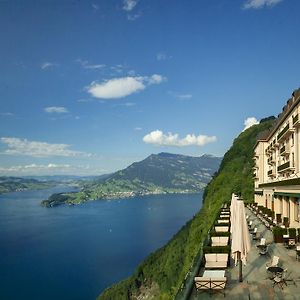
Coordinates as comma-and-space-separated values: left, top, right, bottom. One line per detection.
203, 245, 231, 254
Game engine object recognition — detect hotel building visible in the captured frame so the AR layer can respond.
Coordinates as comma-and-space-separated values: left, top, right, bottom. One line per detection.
254, 88, 300, 228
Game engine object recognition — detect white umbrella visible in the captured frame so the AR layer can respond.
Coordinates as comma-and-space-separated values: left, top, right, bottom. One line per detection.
230, 193, 238, 234
231, 199, 251, 282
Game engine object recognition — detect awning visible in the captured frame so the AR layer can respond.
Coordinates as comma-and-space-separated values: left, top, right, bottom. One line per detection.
274, 192, 300, 198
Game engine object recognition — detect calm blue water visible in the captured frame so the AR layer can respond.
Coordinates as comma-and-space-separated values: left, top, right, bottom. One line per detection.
0, 186, 202, 300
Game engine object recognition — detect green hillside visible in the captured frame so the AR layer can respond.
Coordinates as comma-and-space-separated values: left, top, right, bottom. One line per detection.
97, 118, 275, 300
0, 176, 53, 194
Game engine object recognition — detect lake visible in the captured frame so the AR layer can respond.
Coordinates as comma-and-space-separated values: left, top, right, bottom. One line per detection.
0, 186, 203, 300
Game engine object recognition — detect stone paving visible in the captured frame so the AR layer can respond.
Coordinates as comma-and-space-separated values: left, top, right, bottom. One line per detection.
189, 208, 300, 300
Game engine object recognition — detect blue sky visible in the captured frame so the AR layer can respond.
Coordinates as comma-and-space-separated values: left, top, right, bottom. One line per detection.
0, 0, 300, 176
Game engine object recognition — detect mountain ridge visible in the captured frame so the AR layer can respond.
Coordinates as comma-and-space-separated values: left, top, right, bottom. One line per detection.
41, 152, 221, 207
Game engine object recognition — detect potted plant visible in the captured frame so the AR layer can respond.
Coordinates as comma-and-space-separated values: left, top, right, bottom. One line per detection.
272, 226, 284, 243
289, 228, 296, 238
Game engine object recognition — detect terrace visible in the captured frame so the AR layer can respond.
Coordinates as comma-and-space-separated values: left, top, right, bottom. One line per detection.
189, 206, 300, 300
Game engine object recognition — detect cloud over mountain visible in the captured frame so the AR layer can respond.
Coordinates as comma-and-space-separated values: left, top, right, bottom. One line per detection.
243, 117, 259, 131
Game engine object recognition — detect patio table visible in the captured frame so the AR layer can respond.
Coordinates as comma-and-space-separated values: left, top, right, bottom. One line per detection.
268, 266, 283, 275
203, 270, 225, 278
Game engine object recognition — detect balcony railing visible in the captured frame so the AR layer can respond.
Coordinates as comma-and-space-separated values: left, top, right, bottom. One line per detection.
277, 124, 289, 140
277, 161, 294, 173
293, 114, 300, 127
280, 145, 290, 156
267, 169, 275, 177
267, 157, 275, 165
277, 123, 294, 141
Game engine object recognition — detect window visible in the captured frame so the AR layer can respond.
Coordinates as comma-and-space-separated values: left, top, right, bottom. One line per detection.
291, 133, 294, 146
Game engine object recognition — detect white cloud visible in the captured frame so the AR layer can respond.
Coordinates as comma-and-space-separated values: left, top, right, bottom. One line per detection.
127, 13, 141, 21
0, 112, 14, 117
156, 52, 172, 61
0, 164, 106, 176
147, 74, 165, 85
169, 91, 193, 100
92, 3, 99, 10
41, 62, 58, 70
243, 0, 283, 9
87, 74, 166, 99
143, 130, 217, 147
176, 94, 193, 100
123, 0, 138, 11
0, 137, 92, 158
76, 59, 105, 70
110, 64, 127, 74
243, 117, 259, 131
44, 106, 69, 114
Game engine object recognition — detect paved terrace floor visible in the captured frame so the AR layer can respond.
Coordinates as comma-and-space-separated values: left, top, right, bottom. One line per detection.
189, 208, 300, 300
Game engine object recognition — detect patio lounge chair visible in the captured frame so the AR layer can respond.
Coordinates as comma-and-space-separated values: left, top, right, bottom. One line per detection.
204, 253, 228, 269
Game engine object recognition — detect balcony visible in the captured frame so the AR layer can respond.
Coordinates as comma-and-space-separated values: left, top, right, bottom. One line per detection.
277, 123, 295, 142
277, 161, 295, 173
293, 114, 300, 127
280, 145, 290, 156
269, 139, 278, 150
267, 156, 275, 165
253, 173, 259, 180
265, 146, 272, 154
267, 169, 275, 177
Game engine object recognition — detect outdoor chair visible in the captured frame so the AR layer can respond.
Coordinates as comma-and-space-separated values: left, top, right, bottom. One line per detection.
194, 277, 210, 295
250, 227, 257, 235
257, 238, 268, 255
266, 256, 279, 269
210, 278, 227, 297
266, 256, 280, 279
273, 269, 295, 289
287, 238, 296, 249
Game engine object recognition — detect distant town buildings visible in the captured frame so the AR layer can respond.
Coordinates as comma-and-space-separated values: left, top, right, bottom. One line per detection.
254, 88, 300, 228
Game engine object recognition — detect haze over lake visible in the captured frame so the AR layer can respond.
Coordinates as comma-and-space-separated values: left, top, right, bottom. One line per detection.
0, 186, 202, 300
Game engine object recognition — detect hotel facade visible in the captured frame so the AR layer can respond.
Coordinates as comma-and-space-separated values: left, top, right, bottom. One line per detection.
254, 88, 300, 228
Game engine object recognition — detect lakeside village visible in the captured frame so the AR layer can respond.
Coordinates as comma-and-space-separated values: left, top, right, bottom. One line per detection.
178, 89, 300, 299
42, 188, 198, 207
